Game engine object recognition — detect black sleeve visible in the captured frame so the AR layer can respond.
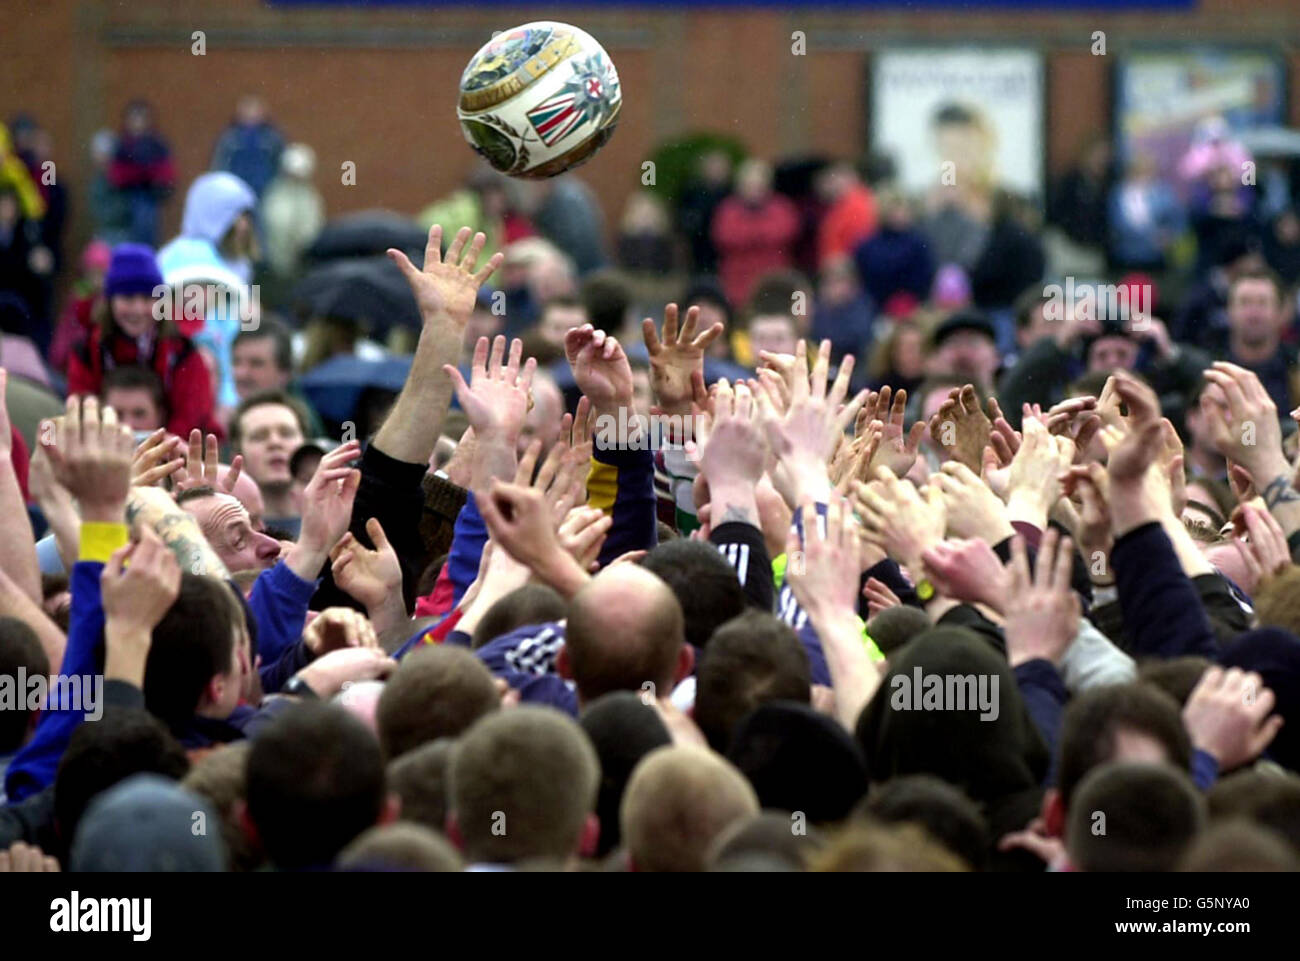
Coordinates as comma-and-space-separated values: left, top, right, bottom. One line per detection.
710, 521, 774, 613
936, 603, 1007, 656
311, 443, 430, 612
860, 558, 920, 615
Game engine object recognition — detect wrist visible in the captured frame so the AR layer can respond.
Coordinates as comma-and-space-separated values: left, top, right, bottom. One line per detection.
81, 501, 127, 524
538, 549, 591, 600
104, 623, 151, 685
1005, 489, 1049, 528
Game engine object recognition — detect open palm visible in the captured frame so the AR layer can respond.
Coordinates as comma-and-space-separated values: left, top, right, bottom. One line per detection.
388, 224, 503, 326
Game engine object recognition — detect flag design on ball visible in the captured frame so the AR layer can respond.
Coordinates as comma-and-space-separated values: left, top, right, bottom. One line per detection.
526, 54, 620, 148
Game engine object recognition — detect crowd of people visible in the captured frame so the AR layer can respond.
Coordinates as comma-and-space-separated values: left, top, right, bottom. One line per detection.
0, 92, 1299, 873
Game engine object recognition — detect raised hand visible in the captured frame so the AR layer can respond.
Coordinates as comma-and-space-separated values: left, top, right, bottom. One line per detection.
44, 396, 135, 523
1005, 417, 1074, 529
853, 467, 946, 577
173, 429, 244, 495
1060, 461, 1113, 575
101, 527, 182, 685
927, 384, 993, 473
302, 606, 381, 656
294, 647, 397, 700
932, 460, 1015, 546
565, 325, 635, 420
856, 386, 926, 479
642, 303, 720, 416
130, 428, 185, 488
388, 224, 503, 328
921, 536, 1010, 614
1003, 527, 1079, 667
330, 517, 403, 611
757, 339, 865, 505
1200, 362, 1290, 490
446, 335, 537, 445
1229, 501, 1293, 588
478, 479, 590, 599
290, 440, 362, 577
1182, 665, 1283, 771
557, 505, 613, 572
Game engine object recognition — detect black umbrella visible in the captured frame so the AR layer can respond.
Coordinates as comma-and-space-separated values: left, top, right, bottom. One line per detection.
290, 255, 422, 334
306, 210, 429, 262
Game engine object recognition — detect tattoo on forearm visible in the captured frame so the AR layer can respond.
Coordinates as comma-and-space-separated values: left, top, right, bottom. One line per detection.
1263, 474, 1300, 510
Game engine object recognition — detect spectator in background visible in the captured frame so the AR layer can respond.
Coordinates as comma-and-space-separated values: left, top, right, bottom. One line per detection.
1220, 269, 1299, 422
1107, 152, 1183, 273
0, 187, 51, 339
816, 160, 877, 270
617, 192, 676, 304
532, 175, 607, 276
66, 243, 221, 438
1263, 206, 1300, 287
678, 149, 733, 274
231, 319, 325, 437
712, 158, 801, 309
1047, 135, 1113, 271
108, 100, 175, 247
497, 238, 576, 335
812, 254, 874, 362
101, 366, 168, 435
88, 129, 131, 245
969, 190, 1045, 315
1173, 235, 1267, 355
229, 389, 309, 526
210, 96, 285, 200
853, 186, 933, 310
48, 240, 112, 375
863, 316, 926, 395
261, 144, 324, 280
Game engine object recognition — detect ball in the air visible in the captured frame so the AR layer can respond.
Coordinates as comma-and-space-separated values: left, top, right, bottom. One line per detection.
457, 21, 622, 179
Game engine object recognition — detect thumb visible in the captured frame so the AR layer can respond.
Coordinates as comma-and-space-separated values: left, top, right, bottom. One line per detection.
365, 517, 390, 551
387, 247, 419, 282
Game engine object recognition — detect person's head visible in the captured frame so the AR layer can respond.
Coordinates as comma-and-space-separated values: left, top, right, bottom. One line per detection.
1206, 769, 1300, 855
245, 701, 393, 869
177, 487, 281, 573
101, 366, 167, 433
858, 774, 990, 871
537, 296, 589, 349
182, 742, 260, 871
518, 369, 564, 456
928, 311, 999, 389
747, 311, 799, 358
1179, 819, 1300, 871
1253, 568, 1300, 637
448, 707, 600, 865
53, 708, 189, 850
0, 616, 50, 754
1066, 762, 1204, 871
728, 701, 869, 825
376, 646, 500, 760
464, 290, 503, 348
234, 94, 268, 126
695, 611, 811, 752
385, 738, 455, 834
220, 463, 266, 532
230, 390, 309, 490
470, 583, 567, 649
1227, 269, 1286, 354
578, 691, 673, 858
640, 539, 747, 651
1013, 288, 1055, 349
1049, 682, 1192, 838
867, 321, 926, 383
811, 820, 969, 871
103, 243, 164, 339
336, 823, 463, 872
145, 573, 251, 728
122, 99, 154, 135
231, 319, 293, 400
864, 605, 931, 655
621, 745, 760, 872
580, 269, 632, 335
70, 774, 226, 872
1084, 316, 1140, 373
1136, 656, 1215, 708
560, 565, 691, 706
735, 158, 773, 203
707, 811, 825, 871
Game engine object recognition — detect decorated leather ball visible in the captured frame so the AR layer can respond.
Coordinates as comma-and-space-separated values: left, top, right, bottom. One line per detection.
457, 21, 622, 179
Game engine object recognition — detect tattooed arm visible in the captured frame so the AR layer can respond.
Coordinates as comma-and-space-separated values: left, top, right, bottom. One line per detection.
126, 486, 230, 579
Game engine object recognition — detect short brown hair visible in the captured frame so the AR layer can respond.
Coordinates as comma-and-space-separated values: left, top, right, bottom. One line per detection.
230, 388, 310, 451
809, 821, 967, 872
1253, 566, 1300, 637
1228, 268, 1284, 306
376, 646, 500, 759
449, 707, 599, 864
620, 745, 759, 872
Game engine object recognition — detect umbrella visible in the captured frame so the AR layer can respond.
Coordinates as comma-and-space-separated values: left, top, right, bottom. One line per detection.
297, 353, 413, 425
1238, 127, 1300, 159
306, 210, 429, 262
290, 255, 422, 335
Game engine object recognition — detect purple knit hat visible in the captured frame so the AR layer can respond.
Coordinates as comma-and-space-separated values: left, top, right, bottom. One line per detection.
103, 243, 163, 298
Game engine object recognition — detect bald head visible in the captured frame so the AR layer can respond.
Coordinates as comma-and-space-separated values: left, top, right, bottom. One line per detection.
519, 370, 564, 456
621, 745, 760, 872
180, 490, 281, 574
562, 565, 687, 704
218, 465, 265, 531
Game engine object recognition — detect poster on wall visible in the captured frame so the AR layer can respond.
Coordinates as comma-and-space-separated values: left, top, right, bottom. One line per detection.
871, 48, 1044, 200
1114, 49, 1287, 189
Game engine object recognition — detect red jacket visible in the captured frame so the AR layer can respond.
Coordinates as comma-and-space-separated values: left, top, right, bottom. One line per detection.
711, 193, 801, 308
66, 325, 223, 440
